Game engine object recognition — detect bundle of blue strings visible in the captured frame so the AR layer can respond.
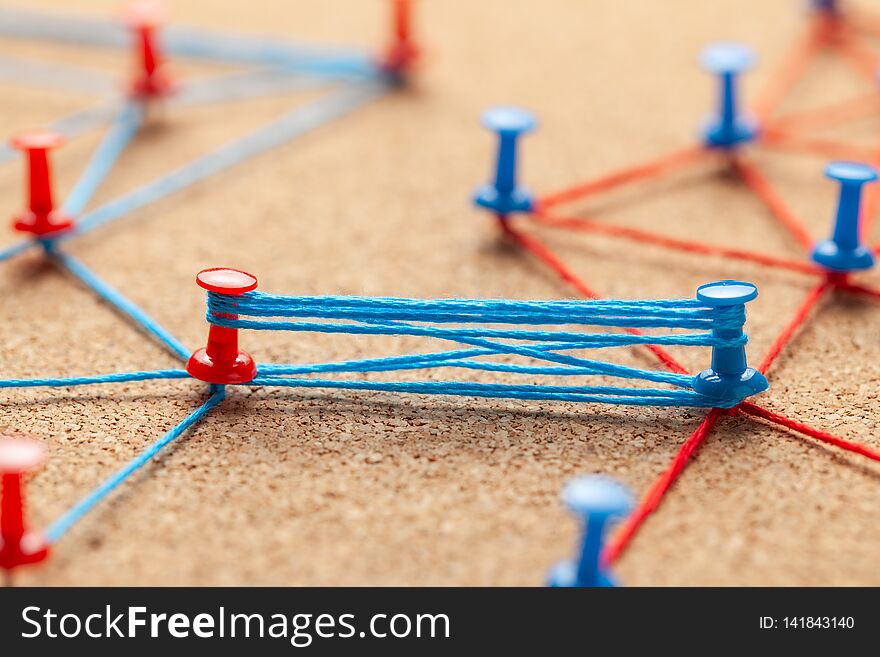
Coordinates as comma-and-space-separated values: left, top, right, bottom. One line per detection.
207, 291, 748, 408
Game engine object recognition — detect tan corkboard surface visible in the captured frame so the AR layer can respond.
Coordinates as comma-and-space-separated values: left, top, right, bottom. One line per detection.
0, 0, 878, 586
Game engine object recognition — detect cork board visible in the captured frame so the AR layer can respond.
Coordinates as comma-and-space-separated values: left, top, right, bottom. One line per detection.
0, 0, 878, 586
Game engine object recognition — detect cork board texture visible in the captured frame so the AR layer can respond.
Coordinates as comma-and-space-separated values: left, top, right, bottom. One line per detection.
0, 0, 879, 586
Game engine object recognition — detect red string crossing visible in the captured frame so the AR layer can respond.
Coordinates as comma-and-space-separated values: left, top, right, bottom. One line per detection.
495, 11, 880, 567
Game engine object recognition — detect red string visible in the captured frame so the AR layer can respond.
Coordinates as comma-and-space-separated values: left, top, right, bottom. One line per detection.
752, 19, 828, 122
498, 218, 601, 299
835, 30, 880, 83
733, 159, 815, 251
496, 18, 880, 566
758, 279, 832, 374
740, 402, 880, 463
499, 218, 689, 374
766, 92, 880, 134
531, 210, 822, 275
603, 409, 723, 565
835, 280, 880, 302
536, 146, 709, 210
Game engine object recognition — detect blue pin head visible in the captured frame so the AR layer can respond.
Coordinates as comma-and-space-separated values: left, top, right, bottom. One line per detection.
696, 279, 759, 306
812, 161, 878, 273
700, 42, 759, 149
700, 42, 756, 76
473, 106, 537, 216
547, 476, 633, 588
561, 475, 633, 521
693, 280, 768, 404
480, 106, 537, 136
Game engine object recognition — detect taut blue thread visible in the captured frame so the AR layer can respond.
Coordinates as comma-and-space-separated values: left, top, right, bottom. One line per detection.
44, 388, 225, 544
50, 248, 191, 361
250, 377, 734, 408
210, 292, 745, 330
62, 103, 144, 217
257, 342, 693, 387
0, 239, 37, 263
0, 370, 189, 389
0, 7, 378, 78
0, 102, 118, 167
68, 81, 389, 239
199, 290, 752, 407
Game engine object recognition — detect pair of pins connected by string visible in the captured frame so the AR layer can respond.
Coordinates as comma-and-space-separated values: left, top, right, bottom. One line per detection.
8, 1, 172, 239
7, 0, 420, 240
472, 43, 878, 277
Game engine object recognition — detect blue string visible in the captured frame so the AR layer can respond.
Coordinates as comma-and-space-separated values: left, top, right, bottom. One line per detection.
211, 291, 744, 330
0, 370, 189, 389
43, 388, 225, 544
49, 248, 191, 361
0, 239, 36, 263
256, 342, 694, 387
220, 317, 733, 348
250, 377, 736, 408
67, 81, 389, 239
204, 290, 755, 407
0, 7, 379, 78
62, 103, 144, 217
0, 102, 117, 167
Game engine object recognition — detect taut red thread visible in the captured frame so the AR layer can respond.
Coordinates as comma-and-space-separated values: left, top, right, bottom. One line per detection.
741, 403, 880, 463
758, 281, 831, 374
602, 410, 723, 565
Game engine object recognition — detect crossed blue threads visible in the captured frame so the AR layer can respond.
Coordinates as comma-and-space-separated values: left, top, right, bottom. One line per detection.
251, 377, 726, 408
0, 81, 391, 365
255, 345, 693, 387
0, 7, 380, 80
0, 13, 403, 549
66, 81, 389, 239
0, 13, 748, 550
210, 292, 746, 330
202, 291, 751, 408
43, 388, 225, 544
0, 102, 120, 166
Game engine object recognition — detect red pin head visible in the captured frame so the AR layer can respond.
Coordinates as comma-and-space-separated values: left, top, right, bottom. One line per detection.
126, 0, 174, 98
381, 0, 419, 77
186, 268, 259, 385
10, 131, 73, 237
0, 438, 49, 572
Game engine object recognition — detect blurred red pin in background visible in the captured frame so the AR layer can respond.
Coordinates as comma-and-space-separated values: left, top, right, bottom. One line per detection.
126, 0, 175, 98
0, 437, 49, 573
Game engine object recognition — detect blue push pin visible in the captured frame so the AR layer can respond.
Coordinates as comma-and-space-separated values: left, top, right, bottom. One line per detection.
812, 0, 840, 15
473, 106, 536, 216
700, 43, 758, 149
811, 162, 877, 273
693, 280, 768, 403
547, 476, 633, 588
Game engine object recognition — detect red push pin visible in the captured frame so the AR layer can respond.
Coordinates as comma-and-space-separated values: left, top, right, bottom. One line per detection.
380, 0, 419, 77
126, 0, 174, 99
186, 268, 259, 385
0, 438, 49, 573
10, 131, 73, 237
